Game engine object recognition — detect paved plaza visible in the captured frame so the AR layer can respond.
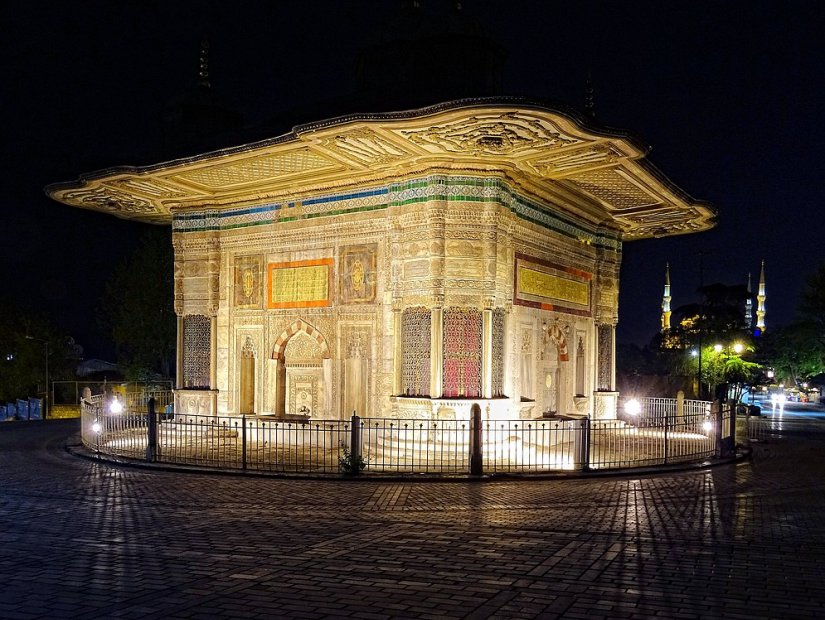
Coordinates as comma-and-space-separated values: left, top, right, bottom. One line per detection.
1, 418, 824, 619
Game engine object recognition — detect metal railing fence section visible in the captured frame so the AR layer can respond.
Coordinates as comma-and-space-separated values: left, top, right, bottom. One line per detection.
359, 418, 469, 473
482, 419, 582, 472
80, 392, 734, 475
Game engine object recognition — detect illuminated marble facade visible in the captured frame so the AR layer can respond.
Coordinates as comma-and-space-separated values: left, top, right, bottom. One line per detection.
49, 100, 715, 421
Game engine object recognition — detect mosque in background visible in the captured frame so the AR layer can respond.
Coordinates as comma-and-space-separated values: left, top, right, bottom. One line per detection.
660, 260, 766, 349
47, 2, 716, 422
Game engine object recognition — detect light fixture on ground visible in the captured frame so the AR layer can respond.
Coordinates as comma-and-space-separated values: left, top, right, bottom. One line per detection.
624, 398, 642, 417
109, 396, 123, 414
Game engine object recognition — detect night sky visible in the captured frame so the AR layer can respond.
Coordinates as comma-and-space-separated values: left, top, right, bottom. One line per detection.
2, 1, 823, 359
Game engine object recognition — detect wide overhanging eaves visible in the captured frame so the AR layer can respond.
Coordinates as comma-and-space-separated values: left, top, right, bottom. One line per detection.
45, 98, 716, 240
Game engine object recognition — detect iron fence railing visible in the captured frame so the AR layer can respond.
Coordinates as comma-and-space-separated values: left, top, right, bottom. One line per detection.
80, 392, 736, 476
361, 418, 470, 474
590, 414, 719, 469
482, 419, 584, 473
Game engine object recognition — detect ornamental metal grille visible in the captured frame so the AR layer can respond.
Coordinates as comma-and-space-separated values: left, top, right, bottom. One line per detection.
491, 309, 506, 397
183, 315, 211, 388
442, 308, 482, 398
401, 308, 431, 396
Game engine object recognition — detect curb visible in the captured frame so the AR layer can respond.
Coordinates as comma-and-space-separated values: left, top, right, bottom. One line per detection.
65, 434, 749, 483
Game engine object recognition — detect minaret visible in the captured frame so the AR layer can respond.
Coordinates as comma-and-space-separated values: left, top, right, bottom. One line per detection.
661, 263, 672, 332
756, 260, 766, 334
745, 272, 753, 329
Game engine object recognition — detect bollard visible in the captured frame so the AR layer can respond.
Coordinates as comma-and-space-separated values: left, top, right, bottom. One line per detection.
242, 414, 247, 470
572, 418, 590, 471
470, 404, 483, 476
349, 413, 362, 475
713, 399, 723, 457
146, 397, 158, 462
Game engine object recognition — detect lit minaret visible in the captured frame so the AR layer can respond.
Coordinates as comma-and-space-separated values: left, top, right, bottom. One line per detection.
756, 260, 766, 334
661, 262, 672, 332
745, 272, 753, 329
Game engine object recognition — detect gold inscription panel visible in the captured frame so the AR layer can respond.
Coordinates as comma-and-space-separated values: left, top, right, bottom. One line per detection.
518, 267, 589, 306
267, 259, 332, 308
514, 254, 591, 316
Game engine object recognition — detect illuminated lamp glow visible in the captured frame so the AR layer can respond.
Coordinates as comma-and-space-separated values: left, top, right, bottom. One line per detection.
625, 399, 642, 416
109, 398, 123, 414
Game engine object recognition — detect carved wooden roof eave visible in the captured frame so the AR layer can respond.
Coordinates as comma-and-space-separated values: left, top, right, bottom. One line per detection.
44, 97, 716, 239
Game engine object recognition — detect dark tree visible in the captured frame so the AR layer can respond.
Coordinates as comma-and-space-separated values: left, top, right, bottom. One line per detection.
798, 263, 825, 350
98, 228, 175, 380
0, 304, 77, 402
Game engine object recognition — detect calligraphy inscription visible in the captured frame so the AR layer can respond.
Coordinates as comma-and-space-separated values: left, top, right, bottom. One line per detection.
518, 267, 589, 306
267, 259, 332, 308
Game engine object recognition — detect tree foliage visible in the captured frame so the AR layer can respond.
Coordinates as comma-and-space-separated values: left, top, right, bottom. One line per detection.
758, 323, 824, 386
797, 262, 825, 354
0, 304, 77, 402
98, 227, 175, 380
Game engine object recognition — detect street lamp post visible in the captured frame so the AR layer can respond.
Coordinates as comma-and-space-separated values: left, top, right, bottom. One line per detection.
25, 335, 49, 419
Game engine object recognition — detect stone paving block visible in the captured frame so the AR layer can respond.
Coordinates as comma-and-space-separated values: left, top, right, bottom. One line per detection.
4, 420, 825, 619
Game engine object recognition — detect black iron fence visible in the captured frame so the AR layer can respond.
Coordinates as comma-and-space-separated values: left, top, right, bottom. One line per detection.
80, 393, 733, 475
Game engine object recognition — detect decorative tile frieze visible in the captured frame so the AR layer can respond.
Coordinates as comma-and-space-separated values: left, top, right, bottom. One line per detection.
172, 175, 621, 252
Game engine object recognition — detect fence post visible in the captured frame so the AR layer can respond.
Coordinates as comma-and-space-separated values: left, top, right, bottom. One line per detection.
573, 418, 590, 471
663, 409, 669, 464
350, 413, 362, 476
676, 390, 685, 425
241, 414, 247, 470
713, 399, 723, 457
146, 397, 157, 462
470, 403, 483, 476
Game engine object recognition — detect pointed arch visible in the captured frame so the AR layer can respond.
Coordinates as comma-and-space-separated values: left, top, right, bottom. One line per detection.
271, 319, 331, 361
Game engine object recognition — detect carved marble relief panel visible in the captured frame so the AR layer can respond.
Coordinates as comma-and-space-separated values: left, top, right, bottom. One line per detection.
339, 244, 377, 304
597, 324, 613, 391
233, 255, 263, 308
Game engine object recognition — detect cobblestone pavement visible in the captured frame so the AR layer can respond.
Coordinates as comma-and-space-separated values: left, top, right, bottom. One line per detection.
2, 419, 824, 620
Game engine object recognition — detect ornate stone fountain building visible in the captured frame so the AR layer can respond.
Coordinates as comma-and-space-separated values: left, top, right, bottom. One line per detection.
48, 99, 715, 422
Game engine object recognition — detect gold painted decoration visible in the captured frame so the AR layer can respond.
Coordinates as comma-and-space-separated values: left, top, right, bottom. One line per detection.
514, 253, 591, 316
234, 256, 262, 308
339, 244, 377, 303
267, 259, 332, 308
47, 101, 716, 240
518, 268, 588, 306
400, 112, 579, 156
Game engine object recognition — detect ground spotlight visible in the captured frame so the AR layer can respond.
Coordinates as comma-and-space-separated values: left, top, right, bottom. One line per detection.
625, 398, 641, 416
